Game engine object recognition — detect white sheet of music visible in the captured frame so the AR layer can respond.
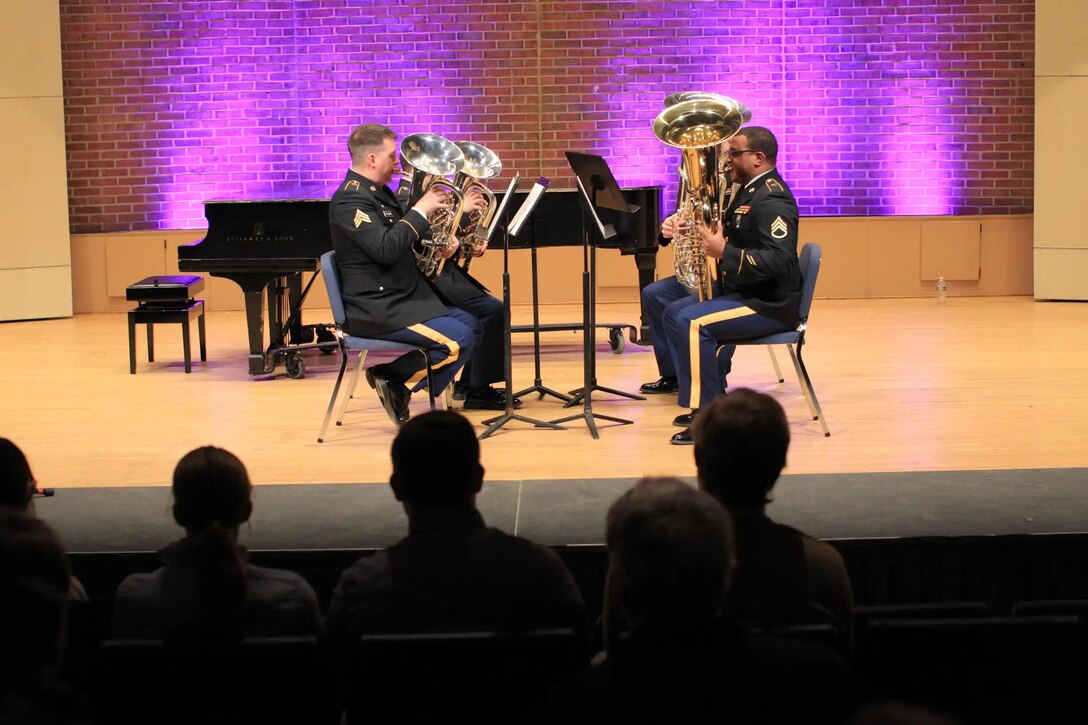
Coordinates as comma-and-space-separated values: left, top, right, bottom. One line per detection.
508, 177, 549, 237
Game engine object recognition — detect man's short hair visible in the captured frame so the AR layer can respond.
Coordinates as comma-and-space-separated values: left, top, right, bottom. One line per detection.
0, 438, 35, 511
693, 389, 789, 510
348, 123, 395, 165
606, 478, 734, 626
391, 411, 481, 510
736, 125, 778, 165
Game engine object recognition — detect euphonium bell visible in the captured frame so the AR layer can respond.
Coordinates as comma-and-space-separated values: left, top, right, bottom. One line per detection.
452, 141, 502, 273
399, 133, 467, 279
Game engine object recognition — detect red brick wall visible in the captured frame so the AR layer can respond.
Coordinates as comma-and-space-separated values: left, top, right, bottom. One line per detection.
60, 1, 1034, 232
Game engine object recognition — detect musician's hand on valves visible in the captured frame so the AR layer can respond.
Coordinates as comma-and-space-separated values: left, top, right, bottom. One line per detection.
436, 237, 459, 259
698, 223, 727, 259
660, 213, 680, 240
472, 235, 489, 257
462, 187, 485, 216
414, 186, 451, 217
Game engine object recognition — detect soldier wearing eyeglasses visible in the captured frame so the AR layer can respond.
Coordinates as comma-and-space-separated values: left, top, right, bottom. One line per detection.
643, 127, 803, 445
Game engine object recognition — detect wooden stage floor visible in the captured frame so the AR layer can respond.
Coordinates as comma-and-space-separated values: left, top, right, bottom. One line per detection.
4, 296, 1087, 489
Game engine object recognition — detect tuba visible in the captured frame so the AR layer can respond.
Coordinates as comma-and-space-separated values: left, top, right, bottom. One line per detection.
452, 141, 502, 273
399, 133, 466, 279
654, 95, 748, 301
664, 92, 751, 212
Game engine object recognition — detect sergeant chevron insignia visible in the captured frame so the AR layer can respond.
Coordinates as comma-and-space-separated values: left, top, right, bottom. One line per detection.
770, 216, 789, 239
354, 209, 371, 228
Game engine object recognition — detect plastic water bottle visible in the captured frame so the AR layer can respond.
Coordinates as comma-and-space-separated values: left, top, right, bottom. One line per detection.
936, 276, 948, 306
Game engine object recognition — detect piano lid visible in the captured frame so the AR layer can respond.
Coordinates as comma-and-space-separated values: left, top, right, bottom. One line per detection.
178, 197, 333, 270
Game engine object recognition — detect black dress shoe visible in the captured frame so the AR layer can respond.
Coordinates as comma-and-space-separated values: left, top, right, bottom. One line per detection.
640, 376, 679, 394
463, 386, 522, 411
366, 367, 411, 425
365, 367, 386, 406
670, 428, 694, 445
452, 380, 468, 401
673, 409, 698, 427
386, 381, 411, 424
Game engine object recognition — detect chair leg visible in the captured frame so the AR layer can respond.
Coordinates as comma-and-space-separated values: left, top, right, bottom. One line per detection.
128, 312, 137, 374
767, 345, 785, 383
336, 352, 366, 426
788, 343, 830, 437
443, 384, 453, 410
318, 348, 350, 443
182, 319, 192, 373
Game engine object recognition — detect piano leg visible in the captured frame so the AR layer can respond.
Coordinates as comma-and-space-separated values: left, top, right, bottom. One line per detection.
634, 248, 658, 346
286, 272, 305, 345
267, 275, 287, 354
244, 288, 270, 375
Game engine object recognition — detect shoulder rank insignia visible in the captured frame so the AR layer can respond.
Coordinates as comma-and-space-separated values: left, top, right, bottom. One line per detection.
353, 209, 371, 228
765, 178, 784, 193
770, 216, 789, 239
344, 180, 360, 192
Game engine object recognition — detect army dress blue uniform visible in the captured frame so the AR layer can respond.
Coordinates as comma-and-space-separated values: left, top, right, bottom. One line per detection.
662, 168, 802, 410
329, 170, 477, 396
641, 184, 741, 391
396, 184, 505, 393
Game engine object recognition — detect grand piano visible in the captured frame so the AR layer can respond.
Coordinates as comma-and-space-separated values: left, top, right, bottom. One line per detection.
178, 185, 663, 376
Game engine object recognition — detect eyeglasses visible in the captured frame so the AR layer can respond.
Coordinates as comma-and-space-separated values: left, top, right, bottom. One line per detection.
726, 148, 760, 159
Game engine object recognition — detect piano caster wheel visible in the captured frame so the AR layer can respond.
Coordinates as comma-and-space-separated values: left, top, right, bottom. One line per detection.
286, 355, 306, 379
609, 328, 625, 355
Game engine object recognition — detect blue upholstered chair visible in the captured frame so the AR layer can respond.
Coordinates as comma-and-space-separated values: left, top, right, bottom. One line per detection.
317, 251, 438, 441
726, 242, 830, 436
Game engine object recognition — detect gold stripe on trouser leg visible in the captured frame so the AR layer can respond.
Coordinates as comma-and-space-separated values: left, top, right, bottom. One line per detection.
688, 306, 756, 407
404, 323, 461, 387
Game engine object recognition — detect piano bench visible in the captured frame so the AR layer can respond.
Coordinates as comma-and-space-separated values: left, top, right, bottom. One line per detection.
126, 276, 207, 374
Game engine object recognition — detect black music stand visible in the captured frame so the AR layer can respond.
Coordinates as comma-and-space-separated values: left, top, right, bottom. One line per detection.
511, 211, 574, 405
479, 177, 566, 439
549, 153, 644, 439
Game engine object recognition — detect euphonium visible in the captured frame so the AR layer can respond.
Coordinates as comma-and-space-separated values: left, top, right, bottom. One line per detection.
399, 133, 467, 279
653, 96, 748, 301
452, 141, 502, 273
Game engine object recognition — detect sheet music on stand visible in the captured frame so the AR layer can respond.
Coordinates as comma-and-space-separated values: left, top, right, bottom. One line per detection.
479, 174, 520, 243
574, 175, 614, 242
508, 177, 550, 237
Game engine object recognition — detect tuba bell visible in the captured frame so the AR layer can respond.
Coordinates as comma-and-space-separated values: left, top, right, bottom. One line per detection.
399, 133, 467, 279
653, 95, 748, 301
452, 141, 502, 273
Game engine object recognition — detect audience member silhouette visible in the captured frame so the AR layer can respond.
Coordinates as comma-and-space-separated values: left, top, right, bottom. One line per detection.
549, 477, 855, 724
111, 446, 321, 641
0, 509, 90, 724
694, 389, 854, 643
326, 410, 587, 638
1, 438, 86, 601
849, 701, 961, 725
